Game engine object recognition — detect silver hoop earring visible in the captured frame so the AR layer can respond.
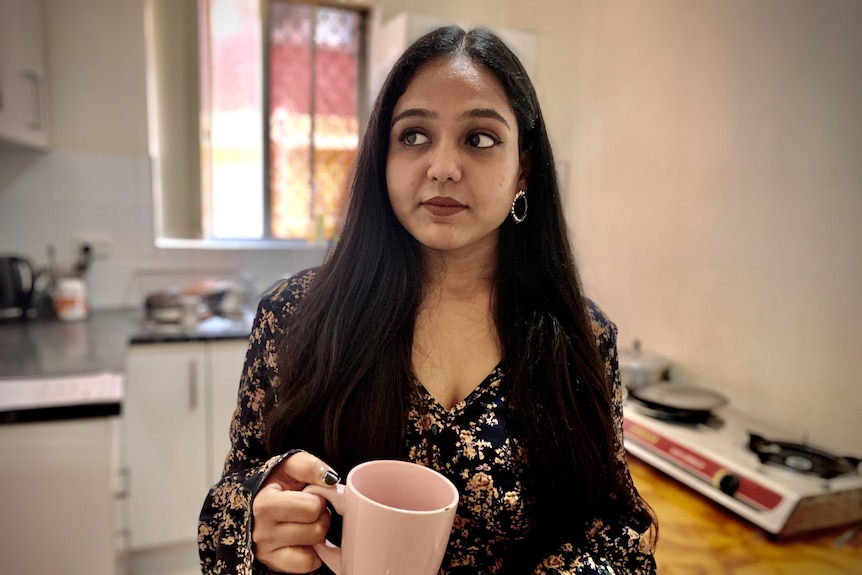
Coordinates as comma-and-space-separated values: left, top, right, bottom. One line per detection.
511, 190, 527, 224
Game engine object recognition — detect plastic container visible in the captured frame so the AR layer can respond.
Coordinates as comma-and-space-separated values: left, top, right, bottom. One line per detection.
53, 277, 89, 321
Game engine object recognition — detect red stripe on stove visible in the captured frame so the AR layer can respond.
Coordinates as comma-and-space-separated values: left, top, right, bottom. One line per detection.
624, 418, 784, 511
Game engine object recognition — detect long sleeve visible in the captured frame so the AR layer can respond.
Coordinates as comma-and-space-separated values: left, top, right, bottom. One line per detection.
198, 271, 318, 575
528, 301, 657, 575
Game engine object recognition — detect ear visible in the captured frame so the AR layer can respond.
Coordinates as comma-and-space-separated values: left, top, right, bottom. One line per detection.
518, 148, 532, 190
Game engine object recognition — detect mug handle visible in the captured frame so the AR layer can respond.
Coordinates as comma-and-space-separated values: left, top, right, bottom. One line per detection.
303, 483, 346, 574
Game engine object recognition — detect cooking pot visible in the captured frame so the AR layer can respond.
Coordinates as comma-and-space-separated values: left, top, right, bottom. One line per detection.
618, 339, 671, 389
0, 255, 35, 320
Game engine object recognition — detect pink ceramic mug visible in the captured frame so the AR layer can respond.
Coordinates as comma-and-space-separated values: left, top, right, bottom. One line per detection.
303, 459, 459, 575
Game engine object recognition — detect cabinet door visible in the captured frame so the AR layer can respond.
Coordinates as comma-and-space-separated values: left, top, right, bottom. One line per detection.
207, 339, 249, 484
124, 342, 208, 549
0, 0, 49, 148
0, 418, 117, 575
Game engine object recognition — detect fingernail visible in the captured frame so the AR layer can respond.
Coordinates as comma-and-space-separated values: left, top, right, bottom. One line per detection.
321, 469, 340, 486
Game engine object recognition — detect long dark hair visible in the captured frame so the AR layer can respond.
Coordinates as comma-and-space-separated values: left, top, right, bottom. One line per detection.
265, 25, 653, 559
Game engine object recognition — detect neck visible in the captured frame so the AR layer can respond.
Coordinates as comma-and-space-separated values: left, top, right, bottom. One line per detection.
420, 242, 497, 301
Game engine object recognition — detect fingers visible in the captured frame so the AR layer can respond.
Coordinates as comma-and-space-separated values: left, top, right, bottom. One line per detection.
254, 485, 328, 524
257, 506, 332, 547
258, 545, 323, 574
252, 451, 339, 573
263, 451, 340, 492
254, 507, 332, 573
280, 450, 341, 488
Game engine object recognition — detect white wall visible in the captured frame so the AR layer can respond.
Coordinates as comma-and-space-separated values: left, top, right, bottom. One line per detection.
564, 0, 862, 454
371, 0, 862, 455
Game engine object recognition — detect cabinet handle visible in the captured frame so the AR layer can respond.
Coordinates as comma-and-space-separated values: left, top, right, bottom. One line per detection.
116, 528, 132, 553
113, 466, 130, 499
22, 71, 42, 130
189, 359, 198, 409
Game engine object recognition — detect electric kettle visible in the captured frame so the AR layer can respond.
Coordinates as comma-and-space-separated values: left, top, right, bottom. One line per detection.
0, 255, 35, 320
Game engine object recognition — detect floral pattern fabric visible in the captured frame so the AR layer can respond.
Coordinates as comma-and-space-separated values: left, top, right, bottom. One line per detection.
199, 268, 656, 575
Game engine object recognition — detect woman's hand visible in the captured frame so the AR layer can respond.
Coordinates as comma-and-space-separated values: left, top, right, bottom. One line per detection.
252, 451, 340, 573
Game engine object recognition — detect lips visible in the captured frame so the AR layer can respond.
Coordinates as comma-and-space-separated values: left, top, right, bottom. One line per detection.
421, 196, 467, 217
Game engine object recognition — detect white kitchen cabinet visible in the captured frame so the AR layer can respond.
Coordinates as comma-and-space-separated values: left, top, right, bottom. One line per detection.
208, 339, 249, 483
0, 415, 122, 575
0, 0, 50, 149
123, 339, 247, 551
124, 342, 208, 551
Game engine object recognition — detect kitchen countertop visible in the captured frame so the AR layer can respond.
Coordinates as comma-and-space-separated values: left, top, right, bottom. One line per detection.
629, 455, 862, 573
0, 309, 253, 379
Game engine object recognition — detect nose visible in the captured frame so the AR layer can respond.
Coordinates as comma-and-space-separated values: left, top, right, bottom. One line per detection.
426, 141, 462, 183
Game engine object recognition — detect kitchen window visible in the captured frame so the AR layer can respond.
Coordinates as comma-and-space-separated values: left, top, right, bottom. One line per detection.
146, 0, 367, 246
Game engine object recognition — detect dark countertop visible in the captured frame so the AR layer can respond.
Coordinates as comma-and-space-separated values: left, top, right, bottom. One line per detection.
129, 311, 255, 345
0, 309, 253, 380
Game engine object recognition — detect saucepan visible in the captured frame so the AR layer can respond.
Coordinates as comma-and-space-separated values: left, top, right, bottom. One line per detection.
618, 339, 671, 389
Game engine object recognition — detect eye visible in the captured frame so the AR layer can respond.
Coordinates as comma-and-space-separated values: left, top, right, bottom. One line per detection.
400, 131, 429, 146
467, 133, 499, 148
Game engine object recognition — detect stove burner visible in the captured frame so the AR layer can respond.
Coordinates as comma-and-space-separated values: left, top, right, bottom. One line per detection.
747, 433, 861, 479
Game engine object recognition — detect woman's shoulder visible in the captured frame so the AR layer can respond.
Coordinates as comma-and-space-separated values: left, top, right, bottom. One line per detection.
257, 267, 319, 315
583, 297, 618, 346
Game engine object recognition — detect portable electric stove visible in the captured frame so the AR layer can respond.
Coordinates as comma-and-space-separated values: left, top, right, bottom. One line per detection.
622, 399, 862, 537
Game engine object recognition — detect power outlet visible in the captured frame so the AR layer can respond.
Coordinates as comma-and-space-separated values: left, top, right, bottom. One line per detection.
76, 234, 115, 259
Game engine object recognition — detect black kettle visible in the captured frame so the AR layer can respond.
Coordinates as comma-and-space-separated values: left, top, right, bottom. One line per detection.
0, 255, 35, 320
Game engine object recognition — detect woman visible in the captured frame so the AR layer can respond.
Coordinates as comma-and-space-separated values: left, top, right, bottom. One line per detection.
199, 26, 657, 575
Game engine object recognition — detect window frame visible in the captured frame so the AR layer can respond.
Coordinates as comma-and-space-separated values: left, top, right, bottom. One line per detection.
145, 0, 372, 250
261, 0, 368, 243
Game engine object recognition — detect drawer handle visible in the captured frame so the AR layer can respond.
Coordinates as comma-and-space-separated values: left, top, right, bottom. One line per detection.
113, 467, 130, 499
189, 359, 198, 409
22, 71, 42, 130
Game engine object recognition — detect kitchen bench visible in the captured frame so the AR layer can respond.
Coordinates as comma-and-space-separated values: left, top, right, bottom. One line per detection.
0, 308, 254, 379
0, 309, 254, 575
628, 455, 862, 574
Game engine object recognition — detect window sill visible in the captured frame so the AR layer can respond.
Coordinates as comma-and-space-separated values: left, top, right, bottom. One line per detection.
155, 237, 333, 251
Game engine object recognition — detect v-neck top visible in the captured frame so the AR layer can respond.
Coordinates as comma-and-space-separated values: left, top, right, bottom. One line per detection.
198, 268, 657, 575
408, 363, 533, 572
414, 360, 503, 412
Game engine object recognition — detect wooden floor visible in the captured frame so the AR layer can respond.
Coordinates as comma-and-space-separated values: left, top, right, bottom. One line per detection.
627, 455, 862, 574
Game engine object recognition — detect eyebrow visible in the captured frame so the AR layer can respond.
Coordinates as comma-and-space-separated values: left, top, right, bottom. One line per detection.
391, 107, 511, 130
466, 108, 510, 129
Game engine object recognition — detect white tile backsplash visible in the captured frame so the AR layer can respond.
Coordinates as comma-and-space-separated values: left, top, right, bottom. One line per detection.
0, 198, 54, 250
0, 150, 325, 309
48, 152, 141, 205
0, 151, 52, 203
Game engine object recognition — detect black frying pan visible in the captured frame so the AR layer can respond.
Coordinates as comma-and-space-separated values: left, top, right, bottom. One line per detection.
627, 382, 728, 423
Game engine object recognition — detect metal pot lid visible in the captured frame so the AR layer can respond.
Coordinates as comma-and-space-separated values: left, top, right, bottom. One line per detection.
628, 382, 728, 412
618, 340, 671, 371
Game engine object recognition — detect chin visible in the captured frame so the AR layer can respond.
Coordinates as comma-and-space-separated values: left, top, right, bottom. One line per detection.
417, 239, 463, 253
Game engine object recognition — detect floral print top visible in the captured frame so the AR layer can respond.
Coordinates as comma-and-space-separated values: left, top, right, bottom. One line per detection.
199, 268, 656, 575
